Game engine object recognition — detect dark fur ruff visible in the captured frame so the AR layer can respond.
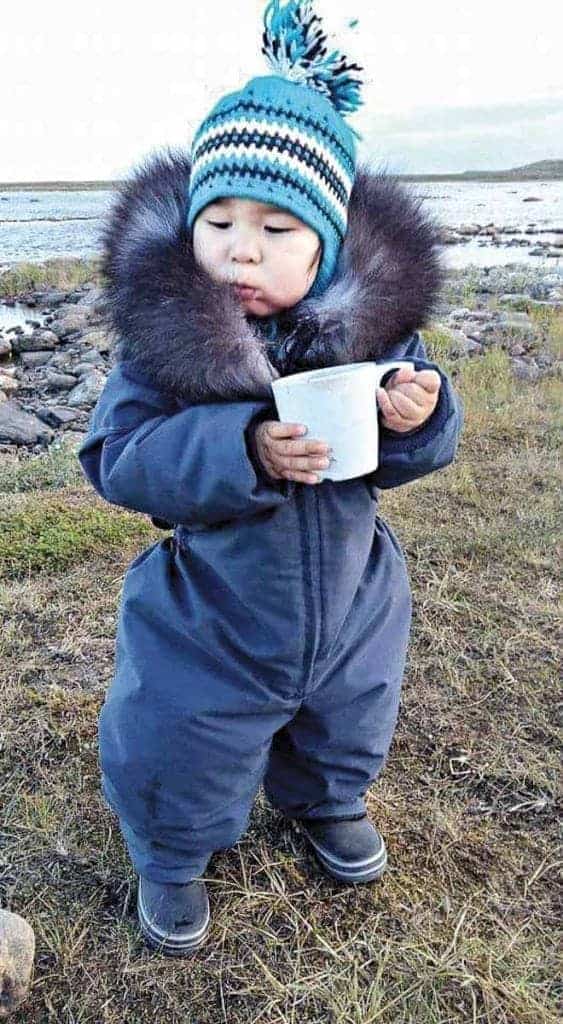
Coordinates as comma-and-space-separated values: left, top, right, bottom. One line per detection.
101, 146, 447, 404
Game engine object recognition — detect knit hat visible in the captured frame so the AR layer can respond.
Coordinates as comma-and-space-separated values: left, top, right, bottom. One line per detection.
186, 0, 364, 298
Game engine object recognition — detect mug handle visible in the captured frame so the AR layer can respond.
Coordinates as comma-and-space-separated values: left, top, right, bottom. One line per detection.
373, 359, 415, 387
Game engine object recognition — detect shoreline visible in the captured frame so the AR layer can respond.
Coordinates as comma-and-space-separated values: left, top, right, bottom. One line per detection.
0, 259, 561, 460
1, 172, 562, 192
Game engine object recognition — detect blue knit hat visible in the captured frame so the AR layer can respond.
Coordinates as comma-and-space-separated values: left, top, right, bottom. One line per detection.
186, 0, 364, 298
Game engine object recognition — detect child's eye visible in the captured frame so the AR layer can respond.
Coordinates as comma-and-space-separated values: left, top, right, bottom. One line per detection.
206, 221, 292, 234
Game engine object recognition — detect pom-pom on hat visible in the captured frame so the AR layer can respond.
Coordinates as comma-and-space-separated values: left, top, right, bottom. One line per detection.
186, 0, 364, 298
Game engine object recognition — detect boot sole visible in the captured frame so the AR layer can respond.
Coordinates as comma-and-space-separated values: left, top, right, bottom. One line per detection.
298, 824, 388, 883
137, 882, 210, 957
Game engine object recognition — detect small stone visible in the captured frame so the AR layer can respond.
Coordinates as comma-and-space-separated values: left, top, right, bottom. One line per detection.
35, 406, 80, 427
19, 351, 52, 368
0, 911, 35, 1017
0, 374, 18, 394
66, 370, 106, 408
81, 328, 112, 354
73, 361, 104, 377
45, 369, 78, 391
510, 358, 540, 382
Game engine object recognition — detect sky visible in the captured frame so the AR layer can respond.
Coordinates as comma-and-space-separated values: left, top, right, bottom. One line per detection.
3, 0, 562, 181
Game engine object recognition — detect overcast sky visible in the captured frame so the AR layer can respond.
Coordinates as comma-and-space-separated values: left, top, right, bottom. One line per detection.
4, 0, 562, 181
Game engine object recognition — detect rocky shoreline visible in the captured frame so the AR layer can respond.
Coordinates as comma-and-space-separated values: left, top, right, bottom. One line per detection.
0, 263, 561, 457
439, 220, 562, 260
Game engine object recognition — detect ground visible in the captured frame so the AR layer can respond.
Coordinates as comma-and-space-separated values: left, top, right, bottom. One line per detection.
0, 290, 560, 1022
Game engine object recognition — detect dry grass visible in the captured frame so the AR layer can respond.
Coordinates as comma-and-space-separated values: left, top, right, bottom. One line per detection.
1, 324, 561, 1021
0, 257, 103, 298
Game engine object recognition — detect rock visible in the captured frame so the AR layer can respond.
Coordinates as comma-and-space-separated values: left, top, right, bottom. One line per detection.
47, 353, 75, 372
80, 329, 112, 354
493, 317, 535, 345
0, 374, 18, 395
32, 289, 69, 307
446, 307, 474, 321
445, 330, 473, 357
466, 338, 483, 355
439, 229, 460, 245
75, 287, 107, 313
49, 309, 89, 339
19, 351, 52, 368
0, 400, 54, 445
65, 370, 106, 408
0, 909, 35, 1017
75, 347, 104, 364
35, 406, 80, 428
497, 293, 531, 308
500, 312, 533, 327
45, 369, 78, 391
10, 330, 58, 354
510, 358, 540, 382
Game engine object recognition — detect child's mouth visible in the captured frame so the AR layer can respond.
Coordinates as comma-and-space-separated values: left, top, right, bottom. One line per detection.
233, 285, 259, 300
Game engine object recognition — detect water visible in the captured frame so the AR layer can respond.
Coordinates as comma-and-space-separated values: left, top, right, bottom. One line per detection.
413, 179, 561, 269
0, 301, 48, 333
0, 179, 561, 270
0, 189, 112, 264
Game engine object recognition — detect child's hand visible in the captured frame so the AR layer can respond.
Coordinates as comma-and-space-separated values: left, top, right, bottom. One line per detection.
253, 421, 331, 484
376, 366, 441, 433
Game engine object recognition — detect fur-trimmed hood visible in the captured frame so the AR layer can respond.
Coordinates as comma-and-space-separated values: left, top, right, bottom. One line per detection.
101, 146, 446, 404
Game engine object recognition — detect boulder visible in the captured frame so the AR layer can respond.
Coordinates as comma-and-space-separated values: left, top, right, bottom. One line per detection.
0, 400, 54, 445
10, 330, 58, 354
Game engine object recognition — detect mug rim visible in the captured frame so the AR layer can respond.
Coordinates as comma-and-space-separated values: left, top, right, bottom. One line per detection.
272, 361, 377, 389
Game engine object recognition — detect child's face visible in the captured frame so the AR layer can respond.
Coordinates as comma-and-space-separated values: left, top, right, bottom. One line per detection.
192, 197, 321, 316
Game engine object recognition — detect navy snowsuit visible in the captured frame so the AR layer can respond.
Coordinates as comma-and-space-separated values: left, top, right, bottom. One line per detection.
78, 150, 464, 882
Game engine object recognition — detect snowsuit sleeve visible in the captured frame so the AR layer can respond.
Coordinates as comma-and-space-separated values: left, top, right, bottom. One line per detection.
366, 330, 464, 491
77, 361, 295, 528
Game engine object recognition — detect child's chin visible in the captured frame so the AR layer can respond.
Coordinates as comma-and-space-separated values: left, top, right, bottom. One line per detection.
241, 296, 273, 316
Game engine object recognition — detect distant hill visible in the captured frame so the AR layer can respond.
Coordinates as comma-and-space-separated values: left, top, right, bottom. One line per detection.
0, 160, 561, 191
397, 160, 563, 182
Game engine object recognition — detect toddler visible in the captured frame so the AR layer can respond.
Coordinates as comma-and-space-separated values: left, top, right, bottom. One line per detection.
79, 0, 464, 956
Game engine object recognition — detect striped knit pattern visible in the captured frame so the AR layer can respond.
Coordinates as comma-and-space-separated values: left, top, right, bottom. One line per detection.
186, 75, 359, 298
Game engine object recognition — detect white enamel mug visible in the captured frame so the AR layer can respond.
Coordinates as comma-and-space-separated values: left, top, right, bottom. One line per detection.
271, 360, 415, 482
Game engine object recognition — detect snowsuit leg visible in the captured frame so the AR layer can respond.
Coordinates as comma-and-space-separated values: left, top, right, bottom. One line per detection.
117, 818, 212, 881
262, 515, 412, 821
99, 536, 298, 883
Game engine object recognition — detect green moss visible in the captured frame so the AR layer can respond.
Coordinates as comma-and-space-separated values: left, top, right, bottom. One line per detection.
0, 498, 153, 578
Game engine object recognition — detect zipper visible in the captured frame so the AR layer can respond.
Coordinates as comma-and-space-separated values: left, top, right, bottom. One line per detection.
296, 485, 323, 688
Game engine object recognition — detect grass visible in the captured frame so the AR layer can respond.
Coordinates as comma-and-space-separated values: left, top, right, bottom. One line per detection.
0, 491, 153, 579
0, 315, 561, 1022
0, 256, 103, 298
0, 435, 88, 494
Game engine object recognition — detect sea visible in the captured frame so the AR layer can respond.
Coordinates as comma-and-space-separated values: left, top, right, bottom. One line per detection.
0, 178, 561, 272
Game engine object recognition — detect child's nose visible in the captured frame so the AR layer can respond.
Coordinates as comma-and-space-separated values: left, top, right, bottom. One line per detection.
230, 231, 261, 263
